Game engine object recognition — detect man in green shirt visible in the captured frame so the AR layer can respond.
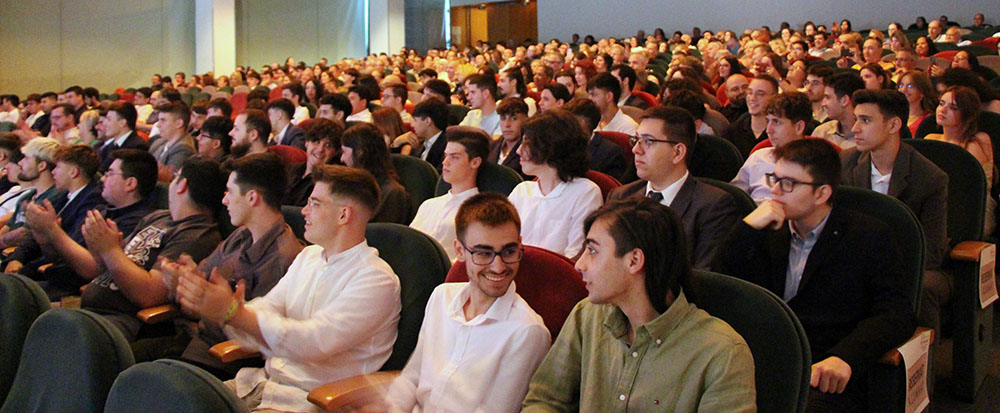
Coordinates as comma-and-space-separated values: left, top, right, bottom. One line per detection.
522, 197, 756, 412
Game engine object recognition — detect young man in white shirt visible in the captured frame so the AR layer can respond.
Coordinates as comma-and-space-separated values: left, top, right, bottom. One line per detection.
410, 126, 489, 261
177, 165, 401, 413
587, 72, 637, 135
281, 82, 311, 125
389, 193, 550, 412
459, 74, 501, 136
346, 86, 374, 123
380, 83, 414, 124
732, 91, 812, 203
0, 95, 21, 124
46, 103, 80, 144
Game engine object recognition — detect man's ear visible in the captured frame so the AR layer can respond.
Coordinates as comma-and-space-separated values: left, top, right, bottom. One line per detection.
625, 248, 645, 276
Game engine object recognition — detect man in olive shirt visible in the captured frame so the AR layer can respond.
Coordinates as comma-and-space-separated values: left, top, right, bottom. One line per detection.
523, 198, 755, 412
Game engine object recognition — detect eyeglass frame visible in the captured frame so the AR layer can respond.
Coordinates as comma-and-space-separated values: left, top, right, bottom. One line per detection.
461, 243, 525, 266
764, 172, 823, 192
629, 134, 682, 149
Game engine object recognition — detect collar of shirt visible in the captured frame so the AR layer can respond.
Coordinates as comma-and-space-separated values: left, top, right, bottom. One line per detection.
106, 197, 154, 219
421, 131, 443, 160
446, 187, 479, 203
528, 179, 570, 199
645, 171, 689, 206
870, 159, 892, 194
320, 239, 369, 266
275, 124, 290, 141
789, 209, 831, 244
603, 289, 692, 344
114, 132, 132, 147
243, 221, 294, 264
446, 280, 519, 325
65, 183, 87, 204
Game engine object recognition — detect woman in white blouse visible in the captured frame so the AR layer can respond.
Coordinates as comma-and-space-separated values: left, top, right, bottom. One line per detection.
508, 110, 602, 259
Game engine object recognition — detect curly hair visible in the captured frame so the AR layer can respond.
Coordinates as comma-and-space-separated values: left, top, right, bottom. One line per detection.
520, 109, 589, 182
341, 122, 397, 183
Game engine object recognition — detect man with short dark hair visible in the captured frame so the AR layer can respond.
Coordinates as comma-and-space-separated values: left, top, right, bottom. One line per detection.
524, 197, 756, 411
229, 109, 271, 158
98, 102, 149, 170
839, 89, 949, 336
381, 83, 413, 124
460, 74, 501, 136
587, 72, 638, 135
0, 94, 20, 123
814, 72, 865, 149
197, 116, 234, 162
805, 65, 834, 123
265, 98, 305, 150
79, 156, 226, 341
47, 103, 80, 143
422, 79, 452, 103
64, 86, 86, 123
611, 64, 648, 109
490, 98, 530, 178
208, 98, 234, 119
389, 193, 550, 411
733, 91, 813, 203
177, 165, 400, 412
564, 97, 627, 180
134, 87, 155, 124
281, 81, 311, 125
410, 126, 490, 261
538, 83, 570, 113
317, 94, 351, 128
719, 139, 915, 411
148, 102, 196, 181
610, 105, 739, 269
412, 99, 450, 171
346, 85, 374, 123
723, 74, 778, 157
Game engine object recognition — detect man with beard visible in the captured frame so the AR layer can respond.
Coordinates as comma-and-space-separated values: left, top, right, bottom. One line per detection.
719, 74, 749, 123
228, 109, 271, 159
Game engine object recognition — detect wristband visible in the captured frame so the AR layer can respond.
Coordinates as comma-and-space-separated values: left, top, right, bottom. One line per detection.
222, 299, 239, 324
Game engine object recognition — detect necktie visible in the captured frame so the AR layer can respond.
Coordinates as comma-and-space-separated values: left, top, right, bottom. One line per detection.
647, 191, 664, 203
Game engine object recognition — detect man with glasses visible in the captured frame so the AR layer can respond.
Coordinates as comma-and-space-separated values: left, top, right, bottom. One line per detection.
387, 192, 550, 412
608, 106, 737, 270
891, 49, 918, 83
733, 91, 812, 203
719, 139, 914, 411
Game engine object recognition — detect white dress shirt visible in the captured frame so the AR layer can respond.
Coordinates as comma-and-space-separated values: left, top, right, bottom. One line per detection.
0, 109, 20, 124
386, 282, 550, 413
292, 105, 310, 125
508, 178, 603, 258
410, 188, 479, 261
731, 147, 777, 204
870, 160, 892, 195
346, 108, 372, 123
645, 171, 690, 207
596, 108, 638, 135
459, 109, 501, 136
135, 104, 153, 123
225, 241, 401, 412
399, 109, 414, 124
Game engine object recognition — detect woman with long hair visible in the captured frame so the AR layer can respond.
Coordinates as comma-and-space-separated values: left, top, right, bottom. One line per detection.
340, 123, 413, 224
896, 70, 937, 136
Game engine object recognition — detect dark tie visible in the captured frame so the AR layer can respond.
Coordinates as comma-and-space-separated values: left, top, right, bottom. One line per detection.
647, 191, 664, 203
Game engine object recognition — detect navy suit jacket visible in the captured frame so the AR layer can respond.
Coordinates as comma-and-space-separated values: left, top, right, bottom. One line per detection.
422, 132, 448, 173
278, 124, 306, 150
99, 131, 149, 170
487, 138, 529, 179
587, 134, 628, 181
9, 181, 106, 272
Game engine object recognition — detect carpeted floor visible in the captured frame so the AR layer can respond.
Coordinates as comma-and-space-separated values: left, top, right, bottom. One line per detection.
928, 310, 1000, 412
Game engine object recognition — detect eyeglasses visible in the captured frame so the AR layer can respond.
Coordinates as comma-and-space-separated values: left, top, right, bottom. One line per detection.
462, 244, 524, 266
897, 83, 917, 90
630, 135, 681, 149
765, 173, 822, 192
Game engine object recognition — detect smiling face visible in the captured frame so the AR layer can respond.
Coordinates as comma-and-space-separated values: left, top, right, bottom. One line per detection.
746, 78, 776, 116
456, 221, 521, 300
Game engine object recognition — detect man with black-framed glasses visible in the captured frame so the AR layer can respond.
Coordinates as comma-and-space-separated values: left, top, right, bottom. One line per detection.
608, 105, 738, 270
386, 192, 550, 412
718, 139, 915, 411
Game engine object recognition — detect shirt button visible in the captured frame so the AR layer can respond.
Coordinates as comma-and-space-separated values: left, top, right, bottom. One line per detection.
632, 351, 638, 357
619, 394, 626, 401
656, 339, 662, 345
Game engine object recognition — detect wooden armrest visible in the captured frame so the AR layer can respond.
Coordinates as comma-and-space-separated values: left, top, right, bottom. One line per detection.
307, 371, 401, 411
878, 327, 934, 366
950, 241, 994, 262
137, 304, 179, 324
209, 340, 261, 363
2, 247, 15, 256
79, 284, 88, 293
38, 263, 53, 273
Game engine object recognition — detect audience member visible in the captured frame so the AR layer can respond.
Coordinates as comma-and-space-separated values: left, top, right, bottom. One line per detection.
587, 73, 638, 135
814, 72, 865, 149
724, 74, 778, 157
341, 123, 414, 224
148, 102, 197, 181
489, 97, 530, 179
563, 97, 628, 180
285, 118, 343, 206
230, 109, 272, 159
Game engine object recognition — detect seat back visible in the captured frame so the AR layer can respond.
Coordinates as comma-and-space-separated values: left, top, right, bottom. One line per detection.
691, 270, 810, 413
230, 92, 248, 116
104, 360, 248, 413
585, 170, 622, 201
620, 105, 644, 122
595, 131, 634, 166
365, 223, 450, 371
391, 154, 439, 211
690, 134, 744, 182
445, 246, 587, 336
695, 177, 757, 217
447, 104, 469, 126
1, 309, 134, 413
0, 123, 14, 133
834, 187, 924, 311
632, 90, 659, 108
434, 161, 522, 197
906, 139, 987, 243
281, 205, 306, 242
268, 145, 307, 166
0, 274, 50, 403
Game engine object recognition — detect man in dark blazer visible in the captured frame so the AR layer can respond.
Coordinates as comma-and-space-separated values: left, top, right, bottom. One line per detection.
718, 139, 915, 412
412, 99, 450, 172
489, 97, 530, 179
607, 105, 738, 270
838, 90, 948, 333
265, 98, 305, 150
148, 102, 197, 182
564, 97, 628, 181
98, 102, 149, 170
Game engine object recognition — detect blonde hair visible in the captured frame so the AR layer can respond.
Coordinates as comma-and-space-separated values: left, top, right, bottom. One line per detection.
23, 137, 63, 166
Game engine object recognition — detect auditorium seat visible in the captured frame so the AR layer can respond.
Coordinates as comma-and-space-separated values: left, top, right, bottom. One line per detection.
0, 273, 50, 403
585, 170, 622, 201
391, 154, 439, 211
689, 134, 744, 182
595, 131, 634, 166
696, 177, 757, 217
434, 160, 522, 197
104, 360, 248, 413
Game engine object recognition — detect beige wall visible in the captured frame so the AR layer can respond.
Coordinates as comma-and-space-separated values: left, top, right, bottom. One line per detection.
235, 0, 366, 70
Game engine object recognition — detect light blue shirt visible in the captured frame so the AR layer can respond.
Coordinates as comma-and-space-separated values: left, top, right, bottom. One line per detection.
784, 211, 832, 301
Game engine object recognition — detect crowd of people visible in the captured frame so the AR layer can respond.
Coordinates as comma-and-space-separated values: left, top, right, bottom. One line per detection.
0, 10, 998, 412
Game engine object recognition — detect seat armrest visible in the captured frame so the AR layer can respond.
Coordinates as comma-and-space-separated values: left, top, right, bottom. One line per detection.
950, 241, 993, 262
307, 371, 401, 411
209, 340, 261, 363
2, 247, 14, 256
38, 263, 53, 273
878, 327, 935, 366
137, 304, 179, 324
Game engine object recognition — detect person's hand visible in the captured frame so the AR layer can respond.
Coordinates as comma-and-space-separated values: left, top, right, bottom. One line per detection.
24, 200, 60, 240
810, 356, 852, 393
743, 200, 786, 230
177, 267, 245, 325
929, 63, 945, 77
159, 254, 201, 297
80, 210, 122, 255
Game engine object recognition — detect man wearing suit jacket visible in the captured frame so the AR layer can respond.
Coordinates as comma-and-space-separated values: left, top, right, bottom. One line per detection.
718, 139, 915, 412
412, 99, 449, 172
488, 97, 530, 179
148, 102, 196, 182
265, 98, 306, 150
99, 102, 149, 171
607, 105, 738, 270
839, 89, 949, 334
564, 97, 628, 181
